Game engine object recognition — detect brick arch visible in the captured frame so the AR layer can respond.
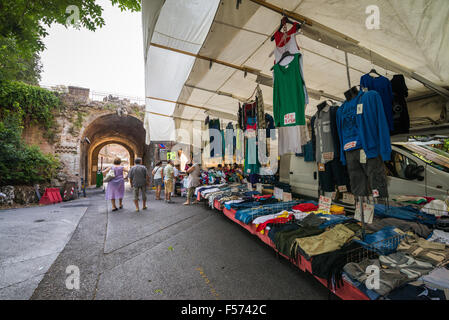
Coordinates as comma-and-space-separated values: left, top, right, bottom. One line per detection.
88, 139, 136, 185
79, 113, 149, 185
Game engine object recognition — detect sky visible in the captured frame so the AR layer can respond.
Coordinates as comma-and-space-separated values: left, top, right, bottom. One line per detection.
39, 0, 145, 99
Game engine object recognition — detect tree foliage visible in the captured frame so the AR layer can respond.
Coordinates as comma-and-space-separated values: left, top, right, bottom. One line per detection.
0, 107, 60, 186
0, 37, 42, 85
0, 80, 61, 134
0, 0, 141, 83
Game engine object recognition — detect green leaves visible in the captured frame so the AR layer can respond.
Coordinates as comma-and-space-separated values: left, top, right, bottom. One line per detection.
0, 81, 61, 186
0, 109, 60, 186
0, 0, 141, 84
0, 80, 60, 131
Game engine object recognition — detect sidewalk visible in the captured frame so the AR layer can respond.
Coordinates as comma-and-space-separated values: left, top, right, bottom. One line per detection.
0, 199, 88, 299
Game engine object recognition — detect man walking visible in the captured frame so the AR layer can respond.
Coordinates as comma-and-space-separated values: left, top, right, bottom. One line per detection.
128, 158, 149, 212
164, 160, 174, 203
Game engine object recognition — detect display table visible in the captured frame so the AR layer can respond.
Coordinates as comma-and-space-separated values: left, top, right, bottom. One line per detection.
220, 207, 370, 300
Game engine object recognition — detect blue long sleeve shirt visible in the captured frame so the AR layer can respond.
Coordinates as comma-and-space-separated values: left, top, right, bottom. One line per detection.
336, 90, 392, 165
360, 74, 394, 132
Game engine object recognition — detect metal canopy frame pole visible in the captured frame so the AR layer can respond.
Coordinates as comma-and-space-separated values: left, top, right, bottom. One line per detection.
150, 42, 344, 103
248, 0, 449, 100
345, 52, 351, 89
146, 95, 238, 121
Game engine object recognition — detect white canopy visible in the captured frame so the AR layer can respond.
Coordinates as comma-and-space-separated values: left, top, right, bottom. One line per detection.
142, 0, 449, 143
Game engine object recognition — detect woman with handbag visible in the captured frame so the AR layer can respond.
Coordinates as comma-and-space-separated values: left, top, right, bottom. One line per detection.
103, 157, 128, 211
152, 161, 164, 200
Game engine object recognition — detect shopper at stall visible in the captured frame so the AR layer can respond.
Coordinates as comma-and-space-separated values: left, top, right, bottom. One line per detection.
164, 160, 174, 203
152, 161, 164, 200
183, 159, 201, 205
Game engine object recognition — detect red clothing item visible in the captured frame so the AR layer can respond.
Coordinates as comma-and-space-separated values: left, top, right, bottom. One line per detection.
253, 194, 272, 200
292, 203, 318, 212
274, 22, 300, 48
246, 123, 257, 130
256, 214, 294, 232
424, 197, 435, 203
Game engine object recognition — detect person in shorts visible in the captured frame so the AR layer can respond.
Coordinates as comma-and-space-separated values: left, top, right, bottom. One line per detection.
128, 158, 150, 212
152, 161, 164, 200
164, 160, 174, 203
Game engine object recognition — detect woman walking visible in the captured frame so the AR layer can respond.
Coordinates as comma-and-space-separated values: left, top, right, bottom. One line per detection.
152, 161, 164, 200
103, 157, 127, 212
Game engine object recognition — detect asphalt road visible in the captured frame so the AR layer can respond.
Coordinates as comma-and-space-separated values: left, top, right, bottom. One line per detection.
26, 186, 331, 300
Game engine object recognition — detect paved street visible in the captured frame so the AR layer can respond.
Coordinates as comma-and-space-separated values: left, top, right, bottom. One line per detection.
1, 186, 330, 300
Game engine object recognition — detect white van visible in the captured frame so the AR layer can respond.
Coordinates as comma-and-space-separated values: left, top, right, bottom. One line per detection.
280, 142, 449, 200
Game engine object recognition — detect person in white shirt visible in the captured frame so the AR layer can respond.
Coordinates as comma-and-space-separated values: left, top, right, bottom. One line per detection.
152, 161, 164, 200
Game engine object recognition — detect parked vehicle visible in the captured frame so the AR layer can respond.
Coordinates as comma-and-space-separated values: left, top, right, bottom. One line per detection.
280, 142, 449, 200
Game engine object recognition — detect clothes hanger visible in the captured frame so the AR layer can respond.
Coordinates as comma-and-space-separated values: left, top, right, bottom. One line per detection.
368, 68, 382, 77
316, 101, 328, 112
270, 50, 294, 71
344, 86, 360, 101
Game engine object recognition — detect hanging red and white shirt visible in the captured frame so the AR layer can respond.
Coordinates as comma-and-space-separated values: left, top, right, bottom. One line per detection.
273, 22, 309, 105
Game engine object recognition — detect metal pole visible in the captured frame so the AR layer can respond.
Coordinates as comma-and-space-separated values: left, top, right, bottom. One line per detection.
345, 52, 351, 89
359, 196, 366, 240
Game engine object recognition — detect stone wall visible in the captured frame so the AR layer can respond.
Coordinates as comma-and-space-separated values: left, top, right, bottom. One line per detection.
5, 86, 149, 205
0, 184, 51, 206
28, 87, 145, 185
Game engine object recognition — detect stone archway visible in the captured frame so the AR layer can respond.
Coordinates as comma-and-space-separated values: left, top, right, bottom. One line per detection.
80, 113, 149, 185
89, 140, 135, 185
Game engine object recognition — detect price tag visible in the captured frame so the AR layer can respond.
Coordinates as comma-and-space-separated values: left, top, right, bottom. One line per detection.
318, 195, 332, 214
331, 192, 337, 201
284, 112, 296, 125
274, 187, 283, 200
355, 203, 374, 224
318, 163, 325, 172
338, 185, 348, 193
247, 182, 253, 190
342, 193, 355, 205
256, 183, 263, 193
283, 192, 292, 202
373, 189, 380, 198
357, 104, 363, 114
323, 152, 334, 161
360, 149, 367, 164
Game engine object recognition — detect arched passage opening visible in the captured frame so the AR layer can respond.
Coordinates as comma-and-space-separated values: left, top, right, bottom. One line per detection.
96, 143, 132, 169
80, 113, 149, 185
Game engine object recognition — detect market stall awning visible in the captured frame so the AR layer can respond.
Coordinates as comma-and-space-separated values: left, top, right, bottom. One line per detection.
142, 0, 449, 143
